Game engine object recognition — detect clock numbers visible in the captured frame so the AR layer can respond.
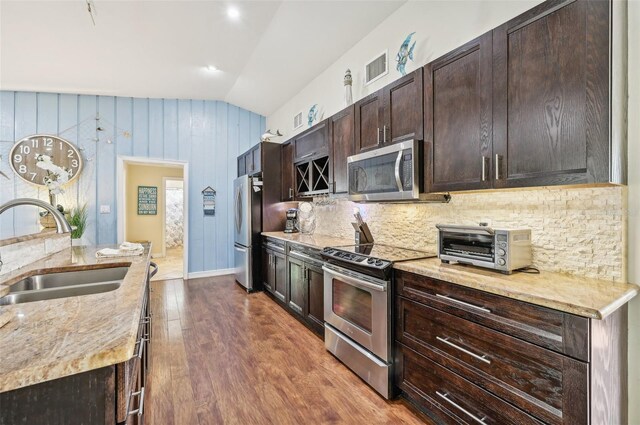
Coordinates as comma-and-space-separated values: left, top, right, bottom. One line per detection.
30, 173, 37, 181
13, 154, 22, 163
59, 141, 63, 150
71, 159, 79, 168
68, 149, 75, 158
20, 145, 31, 155
43, 138, 53, 147
11, 135, 82, 186
31, 139, 39, 148
19, 164, 27, 174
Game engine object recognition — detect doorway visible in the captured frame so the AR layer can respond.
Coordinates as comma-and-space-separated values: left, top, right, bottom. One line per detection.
117, 157, 189, 281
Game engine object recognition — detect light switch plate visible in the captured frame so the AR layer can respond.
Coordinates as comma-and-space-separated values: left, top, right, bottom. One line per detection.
100, 205, 111, 214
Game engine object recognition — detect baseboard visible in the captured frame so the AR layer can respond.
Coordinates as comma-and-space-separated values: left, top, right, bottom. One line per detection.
187, 268, 235, 280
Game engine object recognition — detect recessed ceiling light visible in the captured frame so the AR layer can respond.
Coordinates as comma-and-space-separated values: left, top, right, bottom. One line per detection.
206, 65, 219, 72
227, 5, 240, 20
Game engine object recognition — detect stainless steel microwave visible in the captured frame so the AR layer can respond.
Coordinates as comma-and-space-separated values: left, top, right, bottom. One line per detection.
347, 140, 449, 202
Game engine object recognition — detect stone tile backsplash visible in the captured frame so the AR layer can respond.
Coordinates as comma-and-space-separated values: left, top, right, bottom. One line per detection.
310, 186, 627, 282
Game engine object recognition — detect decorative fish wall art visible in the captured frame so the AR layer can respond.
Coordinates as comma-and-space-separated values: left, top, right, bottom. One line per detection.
396, 32, 416, 76
308, 104, 318, 127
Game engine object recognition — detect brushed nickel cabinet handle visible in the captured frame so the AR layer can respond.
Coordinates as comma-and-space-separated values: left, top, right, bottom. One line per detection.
288, 187, 293, 199
481, 156, 488, 182
435, 293, 491, 313
383, 125, 388, 144
299, 151, 315, 159
495, 154, 502, 180
436, 391, 487, 424
128, 387, 146, 417
436, 336, 491, 364
377, 127, 381, 144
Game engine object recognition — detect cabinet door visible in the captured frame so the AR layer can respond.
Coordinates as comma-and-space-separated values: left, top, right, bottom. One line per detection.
383, 68, 423, 145
305, 263, 324, 335
245, 151, 254, 176
273, 251, 286, 303
252, 145, 262, 175
492, 0, 609, 188
329, 105, 355, 193
237, 155, 246, 177
354, 89, 384, 153
261, 247, 274, 294
294, 120, 329, 162
287, 257, 305, 317
424, 32, 493, 192
281, 141, 295, 201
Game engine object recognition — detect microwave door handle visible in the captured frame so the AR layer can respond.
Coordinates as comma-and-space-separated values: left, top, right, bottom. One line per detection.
394, 151, 403, 191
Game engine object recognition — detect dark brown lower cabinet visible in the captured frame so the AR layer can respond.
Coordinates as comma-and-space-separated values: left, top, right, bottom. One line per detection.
287, 256, 305, 316
304, 263, 324, 335
394, 270, 628, 425
262, 243, 286, 303
0, 278, 151, 425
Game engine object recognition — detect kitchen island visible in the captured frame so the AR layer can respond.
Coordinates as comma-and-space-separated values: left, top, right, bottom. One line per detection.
0, 244, 152, 425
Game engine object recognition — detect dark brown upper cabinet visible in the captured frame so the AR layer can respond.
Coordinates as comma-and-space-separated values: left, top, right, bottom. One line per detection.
354, 89, 384, 153
294, 119, 329, 162
355, 69, 424, 154
424, 32, 493, 192
281, 140, 295, 201
328, 105, 355, 193
237, 144, 262, 177
384, 68, 424, 144
492, 0, 611, 188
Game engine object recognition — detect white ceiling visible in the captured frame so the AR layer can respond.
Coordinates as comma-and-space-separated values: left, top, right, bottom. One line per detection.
0, 0, 405, 116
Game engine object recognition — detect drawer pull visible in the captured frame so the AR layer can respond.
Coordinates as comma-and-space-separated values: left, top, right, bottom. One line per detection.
436, 336, 491, 364
136, 338, 147, 359
436, 391, 487, 424
436, 294, 491, 313
128, 387, 145, 417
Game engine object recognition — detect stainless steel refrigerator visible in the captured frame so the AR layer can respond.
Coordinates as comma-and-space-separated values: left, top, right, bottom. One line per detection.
233, 174, 262, 291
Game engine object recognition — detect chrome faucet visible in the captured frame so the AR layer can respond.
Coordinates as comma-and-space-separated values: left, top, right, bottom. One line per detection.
0, 198, 72, 234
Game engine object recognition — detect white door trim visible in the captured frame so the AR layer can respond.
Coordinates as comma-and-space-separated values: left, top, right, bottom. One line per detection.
117, 156, 189, 279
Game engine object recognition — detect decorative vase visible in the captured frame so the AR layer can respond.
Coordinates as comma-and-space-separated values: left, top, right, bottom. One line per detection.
297, 202, 316, 235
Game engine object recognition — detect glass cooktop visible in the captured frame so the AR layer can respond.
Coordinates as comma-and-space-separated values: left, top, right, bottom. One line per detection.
328, 243, 436, 262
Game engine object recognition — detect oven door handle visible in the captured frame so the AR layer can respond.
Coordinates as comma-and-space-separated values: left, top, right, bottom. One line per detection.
322, 266, 387, 292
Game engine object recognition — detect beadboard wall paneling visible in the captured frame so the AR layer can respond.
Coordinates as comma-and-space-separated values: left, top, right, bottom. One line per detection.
0, 91, 265, 273
312, 186, 627, 282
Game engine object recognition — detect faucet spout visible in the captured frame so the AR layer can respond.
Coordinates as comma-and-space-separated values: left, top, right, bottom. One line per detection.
0, 198, 73, 234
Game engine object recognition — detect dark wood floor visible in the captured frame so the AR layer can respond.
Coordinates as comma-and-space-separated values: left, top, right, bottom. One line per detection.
145, 275, 433, 425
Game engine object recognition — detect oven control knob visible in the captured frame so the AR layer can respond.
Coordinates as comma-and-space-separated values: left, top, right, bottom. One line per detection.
375, 260, 384, 266
497, 258, 506, 266
497, 248, 506, 256
367, 258, 375, 264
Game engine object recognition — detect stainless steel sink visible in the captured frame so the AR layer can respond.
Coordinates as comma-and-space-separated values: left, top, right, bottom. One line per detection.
0, 267, 129, 305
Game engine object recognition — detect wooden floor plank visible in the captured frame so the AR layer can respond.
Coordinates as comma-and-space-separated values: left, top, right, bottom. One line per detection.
147, 276, 432, 425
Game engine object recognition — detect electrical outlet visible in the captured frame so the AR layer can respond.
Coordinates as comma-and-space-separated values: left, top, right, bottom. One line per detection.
100, 205, 111, 214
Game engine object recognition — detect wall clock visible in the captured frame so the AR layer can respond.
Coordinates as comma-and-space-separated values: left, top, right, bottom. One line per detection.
9, 134, 83, 186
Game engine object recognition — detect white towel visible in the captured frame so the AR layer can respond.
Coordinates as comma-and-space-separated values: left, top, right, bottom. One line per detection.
95, 242, 145, 258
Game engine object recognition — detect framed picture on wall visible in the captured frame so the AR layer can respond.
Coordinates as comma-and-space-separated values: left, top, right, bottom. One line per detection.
138, 186, 158, 215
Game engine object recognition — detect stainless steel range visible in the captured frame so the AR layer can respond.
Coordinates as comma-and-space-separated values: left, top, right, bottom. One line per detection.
322, 244, 435, 398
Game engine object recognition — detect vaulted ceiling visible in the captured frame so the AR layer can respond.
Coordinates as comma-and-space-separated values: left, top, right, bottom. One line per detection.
0, 0, 405, 116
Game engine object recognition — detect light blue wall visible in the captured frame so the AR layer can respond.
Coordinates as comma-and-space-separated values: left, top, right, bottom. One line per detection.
0, 91, 265, 273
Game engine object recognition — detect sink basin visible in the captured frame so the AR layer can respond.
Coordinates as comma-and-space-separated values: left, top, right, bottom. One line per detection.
9, 267, 129, 291
0, 281, 122, 305
0, 267, 129, 306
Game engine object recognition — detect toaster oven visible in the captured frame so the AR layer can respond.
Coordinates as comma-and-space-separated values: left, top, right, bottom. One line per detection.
436, 224, 532, 274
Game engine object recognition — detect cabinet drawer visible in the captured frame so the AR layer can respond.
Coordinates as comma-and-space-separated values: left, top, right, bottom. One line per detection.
397, 344, 543, 425
394, 270, 589, 361
397, 297, 588, 425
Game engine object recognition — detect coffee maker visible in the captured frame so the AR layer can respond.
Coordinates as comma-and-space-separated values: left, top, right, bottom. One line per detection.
284, 208, 299, 233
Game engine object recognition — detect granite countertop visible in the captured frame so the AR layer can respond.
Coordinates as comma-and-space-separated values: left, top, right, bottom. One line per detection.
262, 231, 354, 250
394, 258, 639, 320
0, 245, 151, 393
0, 229, 58, 248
